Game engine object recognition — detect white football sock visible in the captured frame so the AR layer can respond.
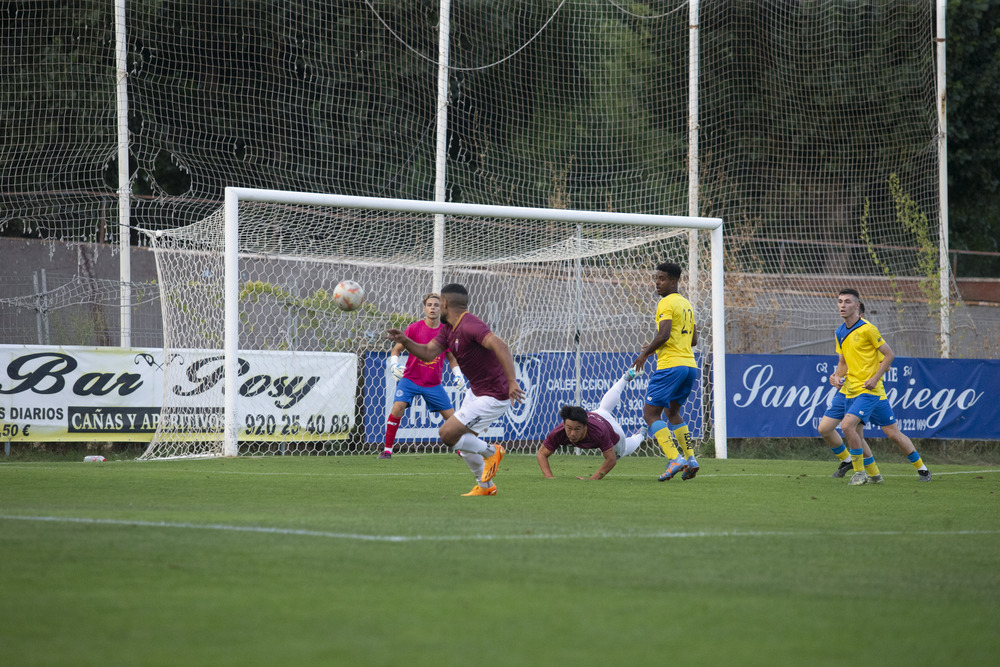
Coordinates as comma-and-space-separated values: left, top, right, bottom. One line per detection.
460, 451, 487, 485
598, 375, 630, 413
455, 432, 492, 457
617, 433, 644, 458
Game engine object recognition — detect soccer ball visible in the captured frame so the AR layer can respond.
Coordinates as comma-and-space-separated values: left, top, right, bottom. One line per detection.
333, 280, 365, 311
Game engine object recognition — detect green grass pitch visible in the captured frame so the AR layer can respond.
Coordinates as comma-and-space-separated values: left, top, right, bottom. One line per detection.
2, 454, 998, 666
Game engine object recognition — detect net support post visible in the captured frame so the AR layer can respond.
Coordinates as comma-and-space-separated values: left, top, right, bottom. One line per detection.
115, 0, 131, 347
432, 0, 451, 293
687, 0, 701, 298
936, 0, 950, 358
223, 187, 240, 457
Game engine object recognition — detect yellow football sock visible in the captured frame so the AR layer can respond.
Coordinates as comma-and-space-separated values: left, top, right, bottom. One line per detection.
671, 423, 694, 458
864, 458, 880, 477
908, 451, 925, 470
832, 445, 851, 462
849, 448, 864, 472
655, 429, 681, 460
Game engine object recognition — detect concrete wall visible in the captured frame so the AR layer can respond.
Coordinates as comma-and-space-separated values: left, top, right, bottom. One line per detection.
0, 238, 163, 348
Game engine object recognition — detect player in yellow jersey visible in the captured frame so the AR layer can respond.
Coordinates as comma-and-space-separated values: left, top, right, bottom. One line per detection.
831, 289, 930, 485
631, 262, 700, 482
820, 301, 931, 482
819, 301, 881, 477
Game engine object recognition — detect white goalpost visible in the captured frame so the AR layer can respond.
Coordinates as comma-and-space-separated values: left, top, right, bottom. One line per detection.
142, 187, 726, 461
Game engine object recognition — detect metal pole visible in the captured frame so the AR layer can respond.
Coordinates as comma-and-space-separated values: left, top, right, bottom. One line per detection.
223, 188, 240, 457
226, 189, 722, 230
33, 271, 42, 346
936, 0, 950, 358
41, 269, 50, 345
711, 223, 727, 458
432, 0, 452, 293
689, 0, 713, 456
574, 225, 583, 456
574, 225, 583, 408
687, 0, 701, 296
115, 0, 131, 347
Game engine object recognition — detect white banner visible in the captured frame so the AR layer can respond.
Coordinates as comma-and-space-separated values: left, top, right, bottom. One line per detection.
0, 345, 357, 442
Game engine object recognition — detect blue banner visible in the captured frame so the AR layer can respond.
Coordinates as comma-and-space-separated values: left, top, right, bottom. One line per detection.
726, 354, 1000, 439
363, 352, 703, 443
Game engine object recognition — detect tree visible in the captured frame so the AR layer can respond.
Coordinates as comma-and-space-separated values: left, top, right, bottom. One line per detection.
947, 0, 1000, 272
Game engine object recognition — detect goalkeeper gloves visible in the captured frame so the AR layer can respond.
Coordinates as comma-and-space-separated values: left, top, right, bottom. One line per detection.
389, 355, 405, 380
452, 368, 467, 393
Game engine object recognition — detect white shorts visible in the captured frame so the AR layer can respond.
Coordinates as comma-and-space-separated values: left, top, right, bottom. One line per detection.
594, 408, 627, 456
454, 392, 511, 435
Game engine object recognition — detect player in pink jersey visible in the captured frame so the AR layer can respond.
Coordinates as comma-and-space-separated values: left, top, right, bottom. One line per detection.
387, 283, 524, 496
381, 293, 465, 458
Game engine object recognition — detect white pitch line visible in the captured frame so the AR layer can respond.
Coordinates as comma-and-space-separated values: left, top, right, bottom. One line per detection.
0, 465, 462, 477
2, 514, 998, 543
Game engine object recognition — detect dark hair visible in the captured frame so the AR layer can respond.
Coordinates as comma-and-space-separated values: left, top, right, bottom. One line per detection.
559, 405, 588, 424
859, 301, 866, 315
838, 288, 860, 301
440, 283, 469, 308
656, 262, 682, 280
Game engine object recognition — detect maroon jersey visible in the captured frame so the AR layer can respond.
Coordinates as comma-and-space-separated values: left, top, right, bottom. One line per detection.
542, 411, 618, 452
432, 312, 510, 401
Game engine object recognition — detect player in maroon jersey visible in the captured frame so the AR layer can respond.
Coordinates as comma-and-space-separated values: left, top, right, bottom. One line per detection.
387, 283, 524, 496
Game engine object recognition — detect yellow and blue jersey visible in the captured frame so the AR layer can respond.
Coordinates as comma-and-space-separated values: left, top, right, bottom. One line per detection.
835, 317, 888, 399
655, 293, 696, 369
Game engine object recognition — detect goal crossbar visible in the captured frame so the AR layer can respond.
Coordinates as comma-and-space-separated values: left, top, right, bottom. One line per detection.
220, 187, 728, 458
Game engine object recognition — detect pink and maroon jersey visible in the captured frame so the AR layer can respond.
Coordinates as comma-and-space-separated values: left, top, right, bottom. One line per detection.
403, 319, 446, 387
432, 312, 509, 400
541, 411, 618, 452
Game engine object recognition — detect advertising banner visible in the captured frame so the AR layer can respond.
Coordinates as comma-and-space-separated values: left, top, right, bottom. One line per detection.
363, 352, 703, 444
0, 345, 357, 442
726, 354, 1000, 439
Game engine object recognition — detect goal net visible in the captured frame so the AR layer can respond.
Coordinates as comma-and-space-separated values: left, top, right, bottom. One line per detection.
139, 190, 724, 460
5, 2, 976, 358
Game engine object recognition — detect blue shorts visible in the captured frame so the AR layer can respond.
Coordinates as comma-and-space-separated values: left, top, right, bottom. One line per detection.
823, 392, 847, 420
393, 378, 454, 413
645, 366, 698, 408
845, 394, 896, 428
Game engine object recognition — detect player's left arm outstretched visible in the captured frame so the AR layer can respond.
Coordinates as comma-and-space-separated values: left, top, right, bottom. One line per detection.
386, 328, 444, 363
